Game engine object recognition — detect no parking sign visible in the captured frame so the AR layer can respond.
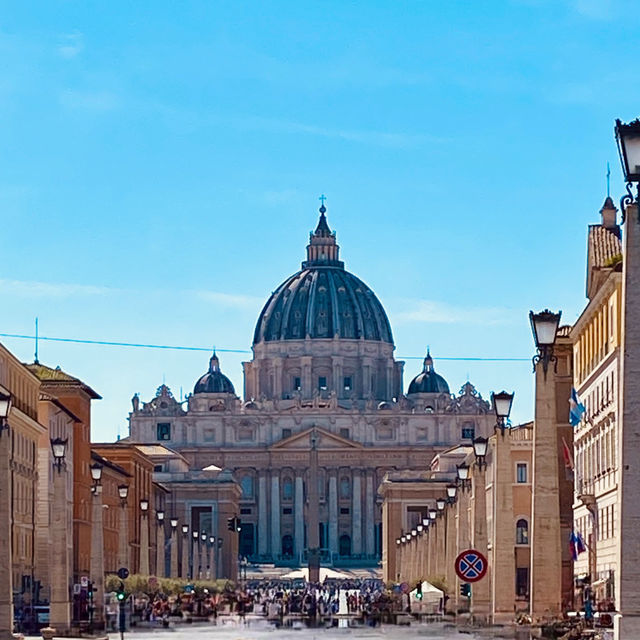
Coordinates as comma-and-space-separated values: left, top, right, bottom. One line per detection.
454, 549, 488, 583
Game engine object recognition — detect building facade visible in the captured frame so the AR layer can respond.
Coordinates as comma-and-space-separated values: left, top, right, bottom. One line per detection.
127, 205, 495, 566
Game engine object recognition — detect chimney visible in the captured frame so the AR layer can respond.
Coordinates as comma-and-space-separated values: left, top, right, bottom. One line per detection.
600, 196, 618, 229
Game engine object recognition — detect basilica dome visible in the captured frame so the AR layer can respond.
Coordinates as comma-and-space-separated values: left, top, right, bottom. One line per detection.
408, 351, 450, 395
194, 353, 236, 395
253, 205, 393, 344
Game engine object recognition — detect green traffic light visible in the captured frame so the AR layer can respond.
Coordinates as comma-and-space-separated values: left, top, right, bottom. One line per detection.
117, 592, 125, 601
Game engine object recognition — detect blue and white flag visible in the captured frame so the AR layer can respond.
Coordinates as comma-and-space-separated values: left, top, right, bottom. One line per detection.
569, 388, 586, 427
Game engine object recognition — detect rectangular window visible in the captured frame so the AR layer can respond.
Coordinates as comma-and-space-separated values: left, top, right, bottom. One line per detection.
282, 507, 293, 515
343, 376, 352, 391
293, 377, 301, 391
240, 508, 251, 515
153, 465, 163, 473
282, 428, 292, 439
156, 422, 171, 441
340, 507, 350, 515
516, 463, 528, 483
516, 568, 529, 597
318, 376, 327, 390
461, 426, 475, 440
340, 428, 350, 440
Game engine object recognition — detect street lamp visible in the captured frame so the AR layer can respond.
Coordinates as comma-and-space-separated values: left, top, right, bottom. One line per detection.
396, 538, 401, 545
492, 390, 515, 434
0, 385, 11, 435
50, 437, 67, 473
140, 498, 149, 513
171, 517, 178, 530
182, 524, 189, 536
90, 462, 103, 492
446, 483, 457, 503
411, 529, 417, 537
615, 118, 640, 218
118, 484, 129, 505
472, 436, 489, 469
201, 531, 207, 543
157, 510, 165, 523
530, 309, 562, 375
417, 524, 424, 534
428, 508, 437, 521
457, 462, 471, 490
436, 498, 446, 514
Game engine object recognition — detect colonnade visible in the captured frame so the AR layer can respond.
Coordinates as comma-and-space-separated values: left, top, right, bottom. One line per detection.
256, 467, 379, 561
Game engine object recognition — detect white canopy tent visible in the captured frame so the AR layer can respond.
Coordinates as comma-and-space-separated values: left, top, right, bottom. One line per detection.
280, 567, 351, 582
409, 581, 444, 614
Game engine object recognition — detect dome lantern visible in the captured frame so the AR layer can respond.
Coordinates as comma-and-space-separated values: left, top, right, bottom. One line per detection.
194, 351, 235, 395
407, 349, 450, 395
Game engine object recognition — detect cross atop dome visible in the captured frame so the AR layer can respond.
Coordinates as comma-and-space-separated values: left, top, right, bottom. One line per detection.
303, 197, 344, 268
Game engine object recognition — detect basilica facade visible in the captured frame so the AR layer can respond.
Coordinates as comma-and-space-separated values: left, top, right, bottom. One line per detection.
127, 204, 494, 567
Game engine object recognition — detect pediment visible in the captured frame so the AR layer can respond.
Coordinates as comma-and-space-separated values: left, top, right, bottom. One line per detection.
272, 426, 362, 450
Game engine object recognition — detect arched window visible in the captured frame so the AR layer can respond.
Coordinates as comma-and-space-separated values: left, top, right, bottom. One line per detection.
340, 476, 351, 499
516, 518, 529, 545
282, 534, 294, 558
339, 534, 351, 557
240, 475, 254, 498
282, 477, 294, 501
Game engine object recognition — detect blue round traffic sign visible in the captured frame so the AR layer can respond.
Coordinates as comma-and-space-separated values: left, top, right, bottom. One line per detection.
454, 549, 488, 583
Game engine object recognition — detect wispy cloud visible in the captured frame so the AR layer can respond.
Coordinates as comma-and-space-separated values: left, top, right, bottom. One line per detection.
57, 32, 84, 59
390, 299, 516, 326
195, 290, 264, 310
59, 89, 119, 111
0, 279, 111, 298
572, 0, 615, 20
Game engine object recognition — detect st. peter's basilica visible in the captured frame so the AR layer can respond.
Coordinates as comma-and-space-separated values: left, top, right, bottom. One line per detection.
126, 204, 494, 567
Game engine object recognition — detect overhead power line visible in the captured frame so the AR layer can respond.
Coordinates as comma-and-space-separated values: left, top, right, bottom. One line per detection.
0, 332, 530, 362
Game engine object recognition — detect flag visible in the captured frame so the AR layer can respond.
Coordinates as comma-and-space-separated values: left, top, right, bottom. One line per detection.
576, 532, 587, 554
569, 531, 578, 562
569, 388, 586, 427
562, 437, 574, 471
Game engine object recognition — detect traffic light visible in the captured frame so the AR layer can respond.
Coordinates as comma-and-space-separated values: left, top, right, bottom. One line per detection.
236, 517, 242, 532
116, 581, 126, 602
227, 517, 235, 531
415, 582, 423, 600
460, 583, 471, 597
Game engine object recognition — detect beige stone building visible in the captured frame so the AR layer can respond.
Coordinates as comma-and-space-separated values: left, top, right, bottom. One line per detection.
571, 197, 623, 608
126, 205, 495, 568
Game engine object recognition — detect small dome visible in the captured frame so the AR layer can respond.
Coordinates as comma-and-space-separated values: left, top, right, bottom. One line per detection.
408, 351, 450, 395
194, 353, 235, 395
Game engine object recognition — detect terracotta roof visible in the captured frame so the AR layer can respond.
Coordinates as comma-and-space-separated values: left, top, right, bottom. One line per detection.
588, 224, 622, 269
25, 362, 101, 399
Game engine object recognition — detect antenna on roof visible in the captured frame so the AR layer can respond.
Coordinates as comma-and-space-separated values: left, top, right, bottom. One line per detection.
607, 161, 611, 198
34, 317, 39, 364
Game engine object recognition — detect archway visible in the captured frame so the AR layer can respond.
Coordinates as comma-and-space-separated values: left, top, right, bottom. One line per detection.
339, 534, 351, 557
282, 534, 294, 558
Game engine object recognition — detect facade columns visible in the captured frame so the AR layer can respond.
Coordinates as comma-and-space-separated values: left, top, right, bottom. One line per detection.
90, 487, 105, 629
258, 472, 268, 556
365, 471, 375, 556
273, 357, 283, 400
530, 361, 562, 619
352, 470, 362, 555
50, 464, 71, 633
444, 506, 457, 613
301, 356, 312, 399
471, 466, 490, 622
328, 472, 338, 558
270, 473, 281, 560
294, 473, 304, 562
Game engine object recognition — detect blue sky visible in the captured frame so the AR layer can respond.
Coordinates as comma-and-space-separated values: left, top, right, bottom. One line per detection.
0, 0, 638, 441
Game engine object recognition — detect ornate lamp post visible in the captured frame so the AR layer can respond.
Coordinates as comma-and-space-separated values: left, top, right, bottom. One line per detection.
200, 531, 207, 580
0, 385, 11, 435
139, 498, 150, 575
472, 437, 488, 469
180, 525, 189, 579
191, 530, 198, 580
170, 518, 179, 578
529, 309, 562, 620
117, 485, 129, 569
89, 462, 104, 631
614, 116, 640, 640
491, 391, 515, 434
49, 437, 71, 633
156, 510, 165, 578
446, 483, 458, 504
209, 536, 216, 580
457, 462, 471, 491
